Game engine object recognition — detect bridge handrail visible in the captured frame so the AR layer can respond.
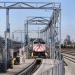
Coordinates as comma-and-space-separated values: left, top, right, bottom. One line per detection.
33, 60, 64, 75
41, 61, 64, 75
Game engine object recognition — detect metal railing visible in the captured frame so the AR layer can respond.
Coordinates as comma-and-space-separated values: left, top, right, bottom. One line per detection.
33, 59, 65, 75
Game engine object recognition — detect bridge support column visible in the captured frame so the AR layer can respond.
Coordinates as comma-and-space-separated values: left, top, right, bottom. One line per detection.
24, 20, 28, 46
3, 8, 10, 71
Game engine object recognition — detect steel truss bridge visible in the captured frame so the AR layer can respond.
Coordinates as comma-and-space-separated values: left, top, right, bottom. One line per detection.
0, 2, 64, 75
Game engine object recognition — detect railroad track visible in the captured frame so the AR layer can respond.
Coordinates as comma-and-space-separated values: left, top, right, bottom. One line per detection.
15, 59, 42, 75
62, 52, 75, 57
62, 49, 75, 63
61, 49, 75, 56
63, 54, 75, 63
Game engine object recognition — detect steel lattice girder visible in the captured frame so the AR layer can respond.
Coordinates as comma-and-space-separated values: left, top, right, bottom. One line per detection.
40, 8, 60, 32
0, 2, 60, 9
27, 17, 50, 25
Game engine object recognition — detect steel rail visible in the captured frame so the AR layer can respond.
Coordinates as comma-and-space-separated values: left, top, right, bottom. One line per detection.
15, 59, 41, 75
64, 55, 75, 63
62, 50, 75, 57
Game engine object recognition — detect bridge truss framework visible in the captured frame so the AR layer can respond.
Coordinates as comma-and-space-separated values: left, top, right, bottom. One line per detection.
0, 2, 61, 70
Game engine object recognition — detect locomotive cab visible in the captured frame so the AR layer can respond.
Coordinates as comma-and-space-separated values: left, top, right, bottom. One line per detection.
32, 38, 48, 58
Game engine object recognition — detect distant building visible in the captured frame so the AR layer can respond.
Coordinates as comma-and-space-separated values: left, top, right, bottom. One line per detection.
64, 35, 71, 45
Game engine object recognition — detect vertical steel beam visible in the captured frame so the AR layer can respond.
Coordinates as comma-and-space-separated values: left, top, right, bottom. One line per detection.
50, 25, 53, 59
27, 20, 29, 58
24, 20, 28, 46
53, 8, 56, 59
46, 30, 47, 43
42, 32, 44, 40
24, 20, 28, 58
24, 23, 26, 46
59, 7, 61, 60
44, 31, 46, 42
3, 8, 10, 71
6, 9, 10, 36
49, 28, 51, 58
3, 31, 8, 71
26, 20, 28, 45
51, 3, 56, 59
21, 31, 23, 47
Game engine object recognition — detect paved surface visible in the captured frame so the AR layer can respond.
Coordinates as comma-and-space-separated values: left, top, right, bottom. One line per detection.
0, 59, 35, 75
64, 57, 75, 75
